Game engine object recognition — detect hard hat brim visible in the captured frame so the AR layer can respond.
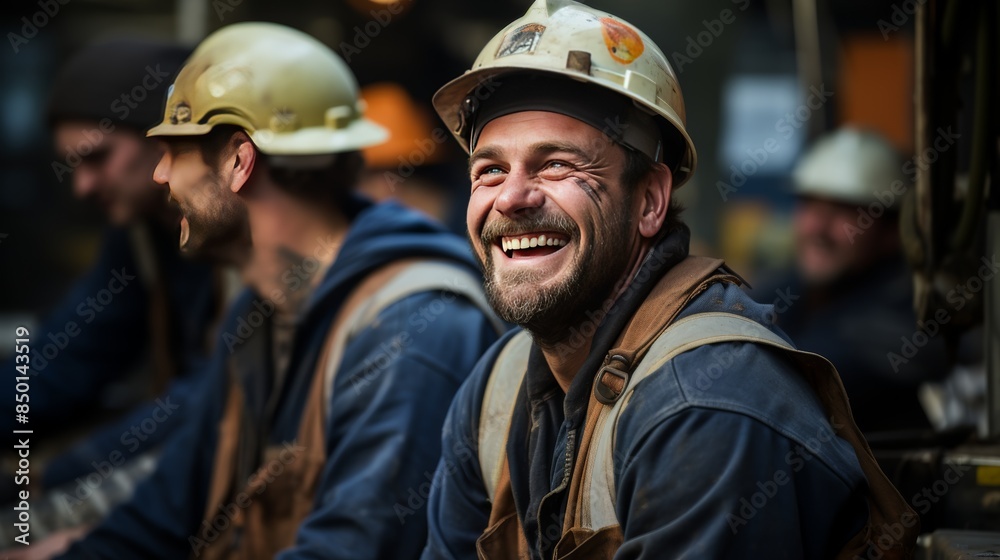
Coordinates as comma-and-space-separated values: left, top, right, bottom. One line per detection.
432, 65, 697, 188
146, 117, 389, 156
252, 119, 389, 156
146, 122, 214, 138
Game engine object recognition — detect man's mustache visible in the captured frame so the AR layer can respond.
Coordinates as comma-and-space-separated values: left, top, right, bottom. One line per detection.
480, 212, 578, 246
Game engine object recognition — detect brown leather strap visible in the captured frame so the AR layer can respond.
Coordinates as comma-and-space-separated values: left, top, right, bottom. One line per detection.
784, 349, 920, 560
563, 390, 605, 532
298, 259, 418, 460
594, 256, 740, 404
478, 256, 741, 559
197, 259, 428, 559
128, 224, 177, 396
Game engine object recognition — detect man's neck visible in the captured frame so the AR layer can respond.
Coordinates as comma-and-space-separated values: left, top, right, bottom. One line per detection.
240, 192, 348, 319
539, 239, 652, 393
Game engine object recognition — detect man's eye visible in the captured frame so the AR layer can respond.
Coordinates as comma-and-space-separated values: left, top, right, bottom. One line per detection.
546, 160, 575, 171
473, 165, 506, 187
81, 147, 111, 165
540, 161, 573, 176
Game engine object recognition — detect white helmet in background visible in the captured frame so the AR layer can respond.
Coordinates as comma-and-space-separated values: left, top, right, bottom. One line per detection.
793, 127, 907, 208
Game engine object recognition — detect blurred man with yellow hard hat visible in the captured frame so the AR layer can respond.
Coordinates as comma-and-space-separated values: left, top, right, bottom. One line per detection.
53, 22, 501, 560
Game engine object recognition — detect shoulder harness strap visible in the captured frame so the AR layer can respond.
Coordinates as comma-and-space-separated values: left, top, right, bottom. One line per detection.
583, 312, 919, 560
478, 330, 533, 503
319, 260, 504, 423
584, 312, 795, 529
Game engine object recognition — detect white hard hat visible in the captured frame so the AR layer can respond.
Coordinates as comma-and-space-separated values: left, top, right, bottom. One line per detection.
433, 0, 697, 187
793, 127, 907, 207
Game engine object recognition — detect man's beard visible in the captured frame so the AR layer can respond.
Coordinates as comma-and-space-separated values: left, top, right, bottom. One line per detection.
175, 187, 250, 264
797, 234, 849, 287
478, 202, 634, 347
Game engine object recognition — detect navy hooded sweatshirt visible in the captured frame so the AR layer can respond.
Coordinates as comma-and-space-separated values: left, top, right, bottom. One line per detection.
421, 227, 870, 560
59, 200, 502, 559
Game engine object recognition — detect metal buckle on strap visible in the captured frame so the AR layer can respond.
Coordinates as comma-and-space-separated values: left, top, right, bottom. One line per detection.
594, 355, 631, 405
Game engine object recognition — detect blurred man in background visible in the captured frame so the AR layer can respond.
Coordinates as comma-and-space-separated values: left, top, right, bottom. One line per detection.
48, 22, 501, 560
762, 127, 949, 432
1, 39, 224, 546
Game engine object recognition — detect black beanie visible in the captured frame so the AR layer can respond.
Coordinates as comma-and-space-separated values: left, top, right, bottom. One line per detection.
47, 38, 191, 131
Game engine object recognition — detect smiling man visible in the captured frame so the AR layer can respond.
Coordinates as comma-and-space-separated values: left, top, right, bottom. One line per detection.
421, 2, 918, 559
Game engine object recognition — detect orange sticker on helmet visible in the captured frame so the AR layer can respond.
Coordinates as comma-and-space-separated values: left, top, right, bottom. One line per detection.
600, 17, 644, 64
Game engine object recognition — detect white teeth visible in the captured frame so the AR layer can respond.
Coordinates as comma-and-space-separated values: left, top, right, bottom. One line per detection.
500, 234, 567, 254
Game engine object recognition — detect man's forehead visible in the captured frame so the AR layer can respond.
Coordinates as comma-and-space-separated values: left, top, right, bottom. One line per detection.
159, 135, 206, 155
473, 111, 617, 157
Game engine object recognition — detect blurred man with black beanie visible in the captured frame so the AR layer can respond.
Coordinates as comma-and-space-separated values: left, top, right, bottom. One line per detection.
1, 38, 224, 551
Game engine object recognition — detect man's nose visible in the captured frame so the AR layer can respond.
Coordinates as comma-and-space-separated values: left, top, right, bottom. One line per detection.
71, 166, 99, 200
493, 169, 545, 217
152, 150, 171, 186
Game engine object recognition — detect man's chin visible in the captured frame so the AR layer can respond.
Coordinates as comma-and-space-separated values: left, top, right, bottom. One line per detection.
799, 264, 845, 286
177, 239, 222, 263
105, 206, 134, 227
177, 229, 212, 260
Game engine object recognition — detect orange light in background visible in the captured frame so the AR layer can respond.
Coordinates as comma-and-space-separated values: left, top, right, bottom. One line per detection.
345, 0, 414, 17
360, 82, 445, 169
838, 34, 915, 154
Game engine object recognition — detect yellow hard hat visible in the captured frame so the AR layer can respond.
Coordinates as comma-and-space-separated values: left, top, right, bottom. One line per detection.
432, 0, 697, 187
147, 22, 387, 155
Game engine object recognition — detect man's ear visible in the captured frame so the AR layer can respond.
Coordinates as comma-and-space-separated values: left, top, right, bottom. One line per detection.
637, 162, 673, 239
229, 132, 257, 194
